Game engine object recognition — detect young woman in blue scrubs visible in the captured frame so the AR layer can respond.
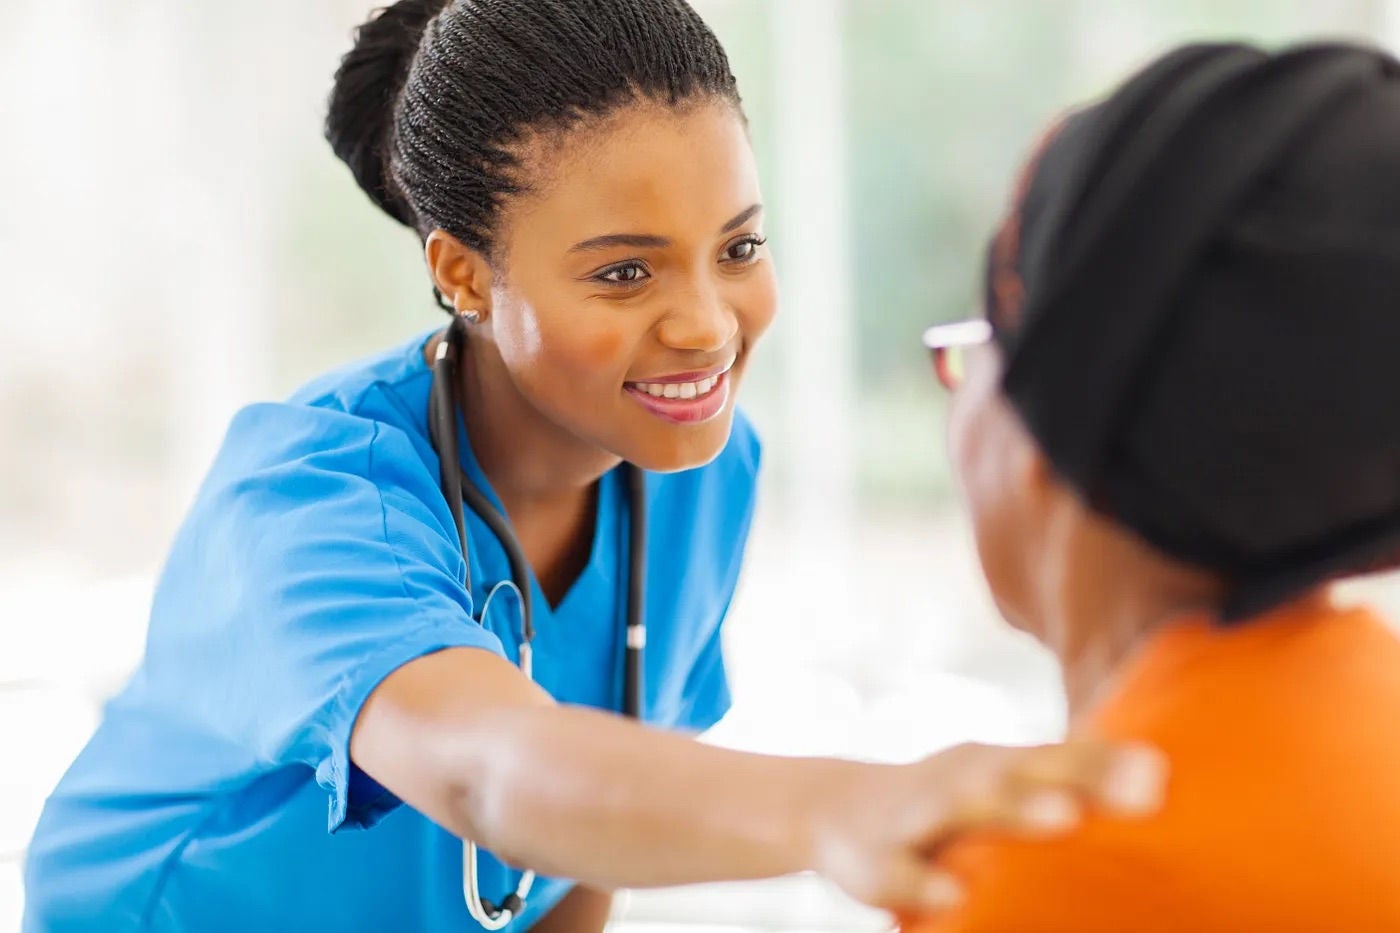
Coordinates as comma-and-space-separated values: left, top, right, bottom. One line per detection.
23, 1, 1164, 929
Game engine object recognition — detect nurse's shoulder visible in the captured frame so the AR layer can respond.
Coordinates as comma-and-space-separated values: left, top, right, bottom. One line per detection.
284, 330, 437, 423
197, 330, 445, 519
143, 331, 495, 807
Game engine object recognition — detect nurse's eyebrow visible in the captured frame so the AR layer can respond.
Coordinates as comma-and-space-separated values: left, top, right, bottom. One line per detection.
567, 204, 764, 253
720, 203, 763, 234
570, 233, 671, 253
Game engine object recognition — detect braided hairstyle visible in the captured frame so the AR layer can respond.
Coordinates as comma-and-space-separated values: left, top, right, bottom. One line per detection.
326, 0, 741, 279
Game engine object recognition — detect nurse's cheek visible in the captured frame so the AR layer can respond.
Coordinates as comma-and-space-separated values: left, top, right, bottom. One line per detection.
581, 327, 627, 372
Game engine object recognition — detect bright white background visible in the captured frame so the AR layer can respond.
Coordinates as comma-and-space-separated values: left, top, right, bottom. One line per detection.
3, 2, 1400, 930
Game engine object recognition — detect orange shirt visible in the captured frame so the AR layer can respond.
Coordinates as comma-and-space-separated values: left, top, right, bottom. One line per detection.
903, 599, 1400, 933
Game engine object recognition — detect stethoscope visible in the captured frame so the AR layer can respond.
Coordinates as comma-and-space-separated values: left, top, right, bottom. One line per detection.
427, 323, 647, 930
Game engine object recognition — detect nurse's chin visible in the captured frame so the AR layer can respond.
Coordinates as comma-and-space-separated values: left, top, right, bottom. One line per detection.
619, 409, 737, 475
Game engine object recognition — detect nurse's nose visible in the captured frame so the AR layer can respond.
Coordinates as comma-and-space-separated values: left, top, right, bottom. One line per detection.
656, 279, 739, 354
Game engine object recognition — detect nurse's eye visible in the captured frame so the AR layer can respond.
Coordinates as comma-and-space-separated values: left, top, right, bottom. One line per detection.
722, 234, 768, 266
593, 261, 652, 287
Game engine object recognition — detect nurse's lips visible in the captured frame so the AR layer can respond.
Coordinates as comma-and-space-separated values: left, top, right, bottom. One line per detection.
624, 358, 735, 425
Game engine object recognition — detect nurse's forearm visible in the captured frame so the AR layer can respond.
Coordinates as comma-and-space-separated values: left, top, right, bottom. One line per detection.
356, 647, 1164, 907
446, 703, 859, 888
352, 646, 861, 889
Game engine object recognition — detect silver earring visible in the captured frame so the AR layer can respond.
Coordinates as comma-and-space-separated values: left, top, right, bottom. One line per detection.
458, 309, 481, 325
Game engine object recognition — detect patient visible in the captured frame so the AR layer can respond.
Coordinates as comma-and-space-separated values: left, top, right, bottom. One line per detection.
909, 41, 1400, 933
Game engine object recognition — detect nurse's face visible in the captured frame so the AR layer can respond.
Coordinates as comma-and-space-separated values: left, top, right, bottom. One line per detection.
477, 99, 776, 473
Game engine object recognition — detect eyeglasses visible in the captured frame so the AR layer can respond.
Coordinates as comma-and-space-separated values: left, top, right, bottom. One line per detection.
922, 319, 992, 391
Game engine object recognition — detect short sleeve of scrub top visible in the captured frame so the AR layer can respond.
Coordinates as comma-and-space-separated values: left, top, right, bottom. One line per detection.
22, 330, 762, 932
171, 400, 507, 832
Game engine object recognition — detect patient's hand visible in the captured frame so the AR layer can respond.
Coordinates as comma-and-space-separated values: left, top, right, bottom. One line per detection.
808, 741, 1166, 914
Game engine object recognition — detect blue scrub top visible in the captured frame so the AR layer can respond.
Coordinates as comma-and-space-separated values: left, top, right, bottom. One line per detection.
24, 330, 761, 932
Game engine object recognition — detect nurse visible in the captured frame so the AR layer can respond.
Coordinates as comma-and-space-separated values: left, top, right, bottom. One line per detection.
23, 1, 1164, 930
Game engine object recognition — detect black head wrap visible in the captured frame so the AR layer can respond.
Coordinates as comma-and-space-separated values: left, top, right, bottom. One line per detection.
985, 42, 1400, 620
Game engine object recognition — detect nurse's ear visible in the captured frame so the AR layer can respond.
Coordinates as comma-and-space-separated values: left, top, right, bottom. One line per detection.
425, 229, 495, 325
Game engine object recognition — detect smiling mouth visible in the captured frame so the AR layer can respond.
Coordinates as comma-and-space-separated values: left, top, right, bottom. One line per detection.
624, 356, 736, 401
628, 372, 724, 401
623, 358, 737, 424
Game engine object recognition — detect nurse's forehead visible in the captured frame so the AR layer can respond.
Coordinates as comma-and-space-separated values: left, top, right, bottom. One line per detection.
512, 102, 760, 240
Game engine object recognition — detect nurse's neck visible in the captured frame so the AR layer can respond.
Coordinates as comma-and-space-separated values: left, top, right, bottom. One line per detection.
427, 330, 618, 599
427, 331, 621, 502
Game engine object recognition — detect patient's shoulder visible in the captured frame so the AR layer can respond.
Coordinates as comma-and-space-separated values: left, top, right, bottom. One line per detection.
901, 827, 1190, 933
904, 603, 1400, 933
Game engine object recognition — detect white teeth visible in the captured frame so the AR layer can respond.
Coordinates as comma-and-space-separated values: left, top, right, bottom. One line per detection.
631, 373, 725, 401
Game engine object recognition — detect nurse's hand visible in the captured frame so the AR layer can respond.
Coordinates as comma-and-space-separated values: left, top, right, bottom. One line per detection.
808, 740, 1166, 913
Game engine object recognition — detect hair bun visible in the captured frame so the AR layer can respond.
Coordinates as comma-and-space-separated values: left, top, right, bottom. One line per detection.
325, 0, 450, 227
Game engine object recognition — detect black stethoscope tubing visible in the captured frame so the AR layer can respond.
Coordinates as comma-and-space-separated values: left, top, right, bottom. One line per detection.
427, 324, 646, 718
427, 324, 647, 926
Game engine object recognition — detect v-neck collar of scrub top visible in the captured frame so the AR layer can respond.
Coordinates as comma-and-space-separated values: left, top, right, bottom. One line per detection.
446, 388, 627, 708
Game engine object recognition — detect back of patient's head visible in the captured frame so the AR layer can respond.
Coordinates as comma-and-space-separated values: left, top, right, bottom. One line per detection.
986, 41, 1400, 621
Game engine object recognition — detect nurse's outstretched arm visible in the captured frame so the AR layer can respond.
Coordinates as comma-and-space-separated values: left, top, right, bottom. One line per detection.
351, 647, 1165, 914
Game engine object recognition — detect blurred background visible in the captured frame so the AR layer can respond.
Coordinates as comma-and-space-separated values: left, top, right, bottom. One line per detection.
3, 1, 1400, 929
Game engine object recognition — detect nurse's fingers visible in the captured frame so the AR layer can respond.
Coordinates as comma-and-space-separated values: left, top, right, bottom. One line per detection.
811, 741, 1165, 913
916, 740, 1166, 846
1002, 740, 1167, 816
834, 851, 964, 915
890, 865, 964, 915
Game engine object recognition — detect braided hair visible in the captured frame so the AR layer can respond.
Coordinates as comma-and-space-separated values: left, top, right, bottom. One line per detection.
326, 0, 741, 272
